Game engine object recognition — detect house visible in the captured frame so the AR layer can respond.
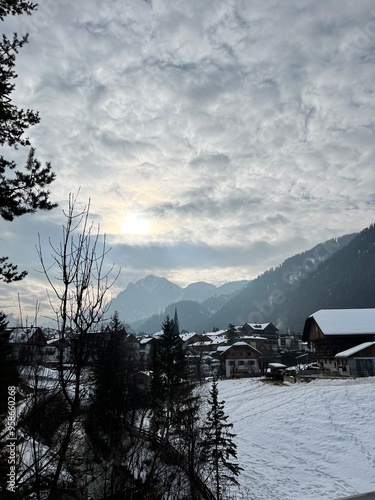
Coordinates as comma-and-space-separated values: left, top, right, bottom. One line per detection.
190, 333, 226, 354
219, 341, 262, 378
335, 341, 375, 377
241, 322, 279, 347
302, 309, 375, 374
8, 327, 47, 365
43, 338, 72, 368
138, 336, 157, 369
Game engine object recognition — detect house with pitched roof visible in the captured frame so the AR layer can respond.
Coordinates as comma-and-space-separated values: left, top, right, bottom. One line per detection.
241, 322, 279, 347
335, 341, 375, 377
302, 309, 375, 375
219, 341, 262, 378
8, 327, 47, 365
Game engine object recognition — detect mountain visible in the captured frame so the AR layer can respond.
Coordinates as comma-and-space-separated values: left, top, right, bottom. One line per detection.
197, 226, 375, 333
110, 225, 375, 334
132, 284, 247, 334
108, 275, 181, 323
180, 282, 216, 302
108, 275, 249, 325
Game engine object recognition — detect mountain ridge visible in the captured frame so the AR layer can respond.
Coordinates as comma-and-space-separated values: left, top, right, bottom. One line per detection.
107, 275, 250, 324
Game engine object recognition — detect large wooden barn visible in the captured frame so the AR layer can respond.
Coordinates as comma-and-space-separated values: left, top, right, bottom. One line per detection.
302, 309, 375, 375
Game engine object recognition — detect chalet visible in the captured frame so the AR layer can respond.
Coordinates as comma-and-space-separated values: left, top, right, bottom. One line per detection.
139, 337, 157, 369
219, 341, 262, 378
335, 341, 375, 377
302, 309, 375, 374
43, 338, 72, 367
241, 322, 279, 346
8, 327, 47, 365
190, 334, 226, 354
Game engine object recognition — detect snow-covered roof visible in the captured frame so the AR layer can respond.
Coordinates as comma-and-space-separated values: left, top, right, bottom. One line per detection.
218, 342, 262, 355
180, 332, 199, 342
310, 309, 375, 336
139, 337, 154, 345
217, 346, 229, 352
268, 363, 287, 368
8, 327, 41, 343
205, 330, 227, 337
244, 322, 273, 330
335, 341, 375, 358
242, 335, 267, 341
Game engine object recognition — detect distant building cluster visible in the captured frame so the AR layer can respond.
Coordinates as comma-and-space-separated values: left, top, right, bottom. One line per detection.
3, 308, 375, 386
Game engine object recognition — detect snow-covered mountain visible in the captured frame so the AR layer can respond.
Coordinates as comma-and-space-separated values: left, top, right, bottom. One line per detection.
107, 275, 249, 324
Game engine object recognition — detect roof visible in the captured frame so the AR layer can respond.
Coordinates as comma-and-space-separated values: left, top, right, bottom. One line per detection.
268, 363, 287, 368
219, 342, 262, 356
335, 341, 375, 358
304, 308, 375, 337
243, 322, 277, 331
8, 327, 43, 343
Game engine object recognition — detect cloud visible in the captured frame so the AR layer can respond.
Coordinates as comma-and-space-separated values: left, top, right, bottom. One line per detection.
1, 0, 375, 320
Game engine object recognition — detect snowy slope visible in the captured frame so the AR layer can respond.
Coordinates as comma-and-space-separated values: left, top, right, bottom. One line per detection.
216, 378, 375, 500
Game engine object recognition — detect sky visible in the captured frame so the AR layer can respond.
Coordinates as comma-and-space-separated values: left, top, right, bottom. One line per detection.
1, 0, 375, 322
219, 377, 375, 499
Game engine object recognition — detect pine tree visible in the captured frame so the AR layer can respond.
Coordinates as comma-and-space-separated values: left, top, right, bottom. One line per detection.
88, 311, 129, 446
201, 380, 242, 499
0, 311, 18, 414
150, 315, 187, 433
227, 323, 237, 345
0, 1, 56, 282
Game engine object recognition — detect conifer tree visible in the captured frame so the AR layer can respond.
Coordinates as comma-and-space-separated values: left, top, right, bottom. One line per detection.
201, 380, 242, 499
89, 311, 129, 446
0, 1, 56, 282
150, 315, 187, 433
0, 311, 18, 414
227, 323, 237, 345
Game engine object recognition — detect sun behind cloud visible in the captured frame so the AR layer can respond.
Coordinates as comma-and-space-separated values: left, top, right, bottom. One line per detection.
121, 212, 152, 235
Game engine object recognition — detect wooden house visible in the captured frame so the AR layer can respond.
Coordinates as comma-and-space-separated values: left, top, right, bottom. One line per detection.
241, 322, 279, 347
9, 327, 47, 365
302, 309, 375, 374
335, 341, 375, 377
219, 341, 262, 378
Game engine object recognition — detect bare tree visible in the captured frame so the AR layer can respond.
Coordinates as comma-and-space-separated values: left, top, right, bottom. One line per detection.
34, 193, 119, 498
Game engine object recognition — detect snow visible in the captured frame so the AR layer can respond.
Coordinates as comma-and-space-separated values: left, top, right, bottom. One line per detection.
310, 309, 375, 335
335, 342, 375, 358
216, 377, 375, 500
244, 323, 273, 330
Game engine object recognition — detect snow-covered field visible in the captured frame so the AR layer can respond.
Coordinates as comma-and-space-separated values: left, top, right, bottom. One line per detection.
218, 377, 375, 500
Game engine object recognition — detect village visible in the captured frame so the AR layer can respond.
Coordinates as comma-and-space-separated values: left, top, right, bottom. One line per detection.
5, 307, 375, 387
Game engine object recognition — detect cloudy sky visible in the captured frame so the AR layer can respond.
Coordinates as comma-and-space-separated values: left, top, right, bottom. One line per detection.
1, 0, 375, 322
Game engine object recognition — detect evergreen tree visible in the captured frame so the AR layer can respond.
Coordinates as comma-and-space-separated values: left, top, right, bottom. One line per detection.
150, 316, 187, 433
201, 381, 242, 499
0, 312, 20, 497
226, 323, 237, 345
0, 1, 56, 282
88, 311, 129, 446
0, 312, 18, 414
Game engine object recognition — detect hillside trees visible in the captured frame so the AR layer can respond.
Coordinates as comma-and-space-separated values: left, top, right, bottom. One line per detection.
0, 0, 56, 283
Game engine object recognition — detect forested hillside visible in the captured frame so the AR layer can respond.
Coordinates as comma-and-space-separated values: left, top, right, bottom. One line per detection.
199, 226, 375, 333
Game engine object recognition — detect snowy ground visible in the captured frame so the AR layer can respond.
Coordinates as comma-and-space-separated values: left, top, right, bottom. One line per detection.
217, 377, 375, 500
